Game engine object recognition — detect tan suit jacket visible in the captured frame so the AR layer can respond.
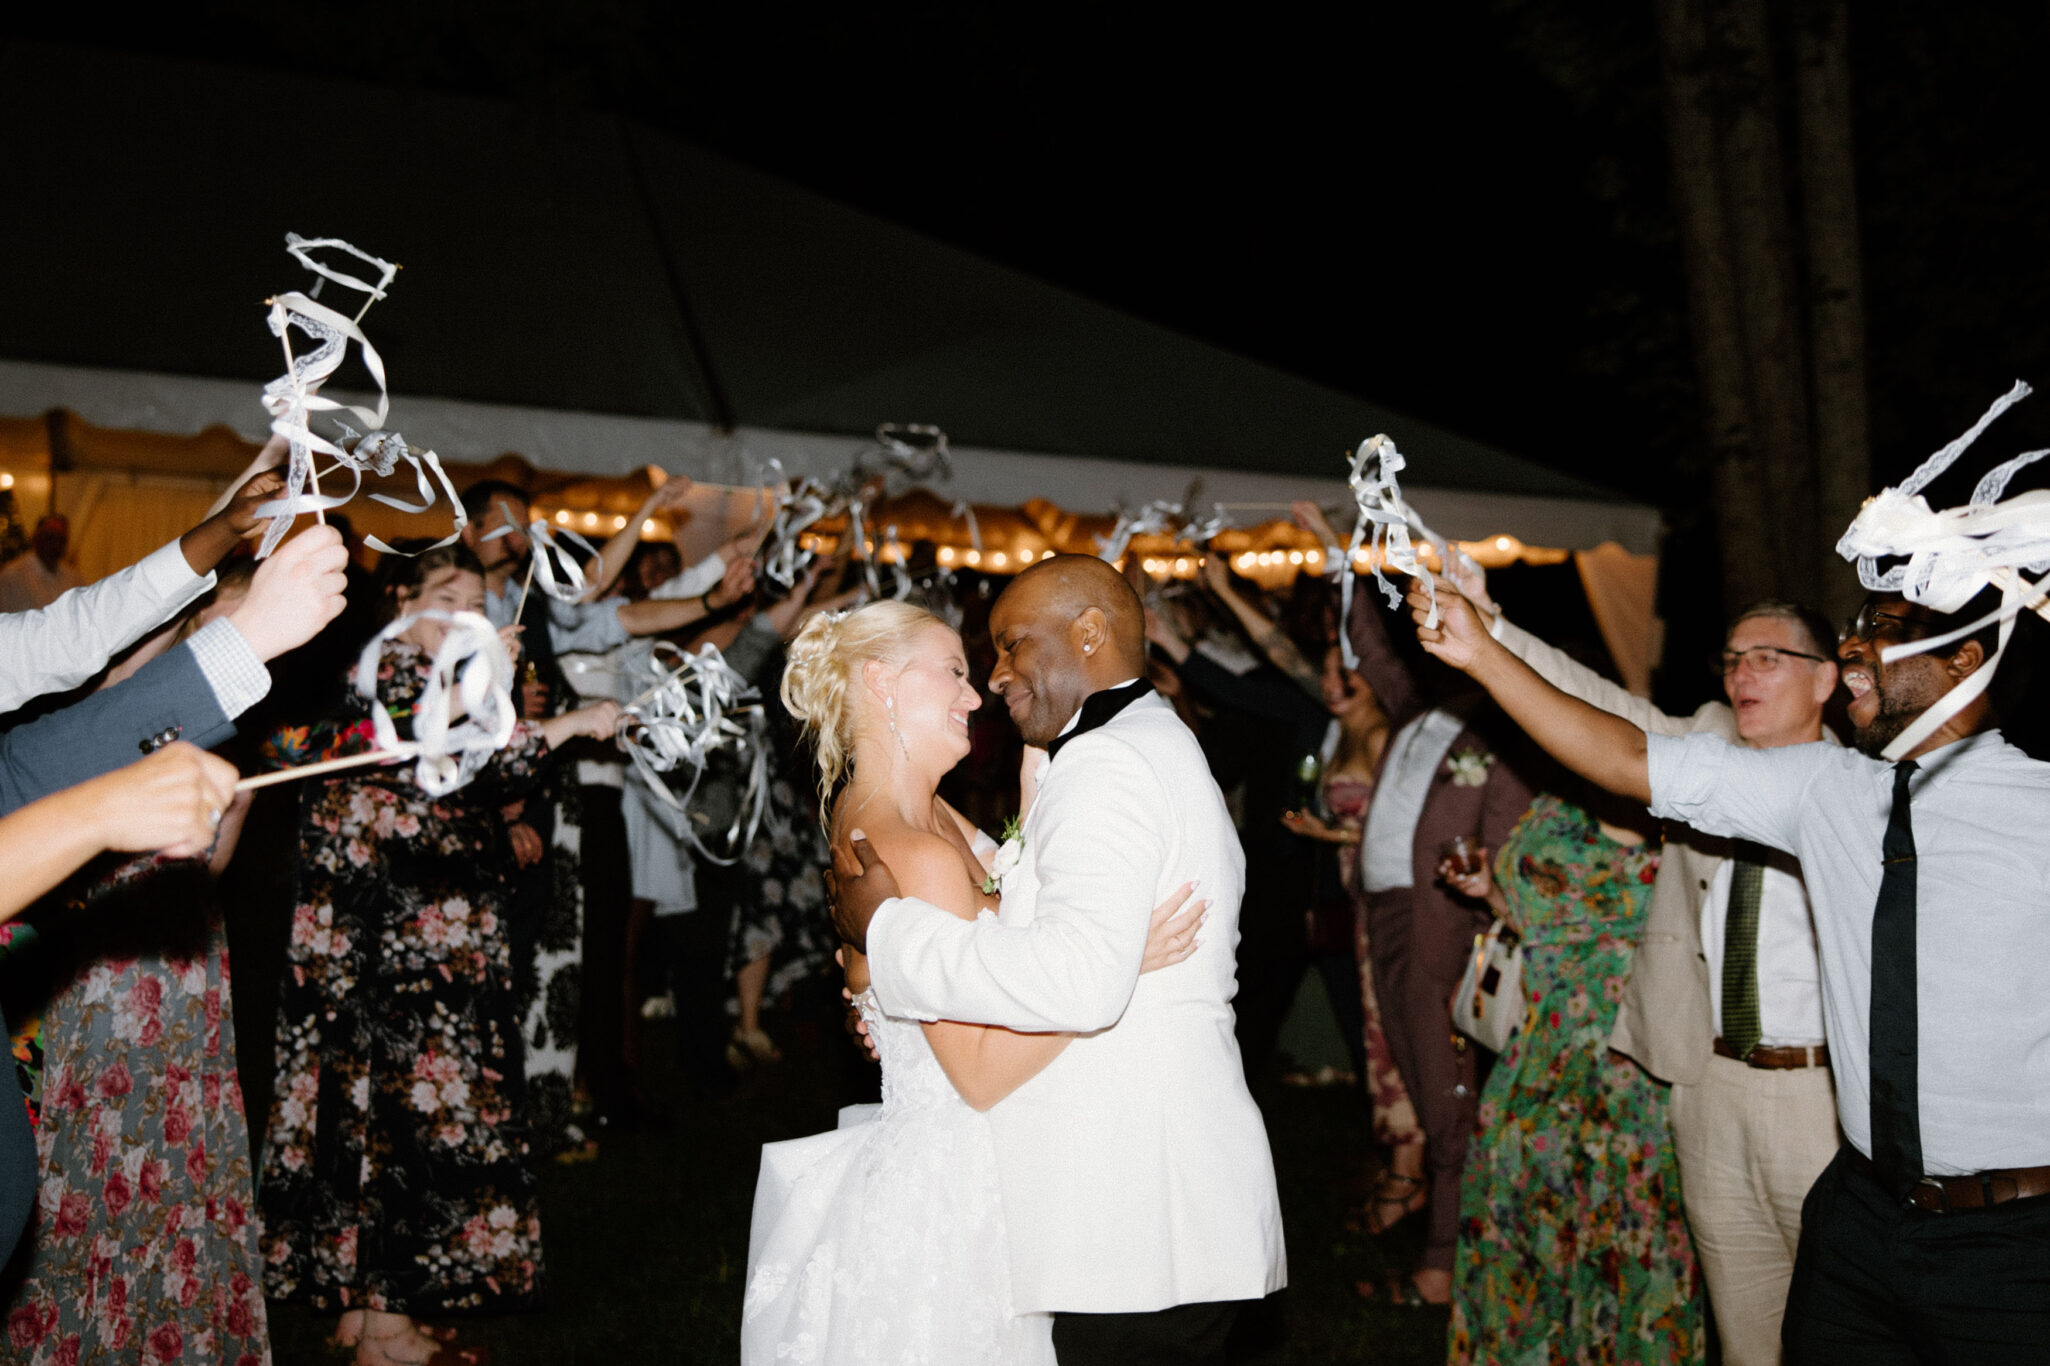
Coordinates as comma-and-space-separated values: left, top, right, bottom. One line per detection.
1494, 618, 1835, 1086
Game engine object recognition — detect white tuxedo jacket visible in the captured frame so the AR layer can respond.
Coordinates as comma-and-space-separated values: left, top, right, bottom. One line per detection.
866, 690, 1287, 1314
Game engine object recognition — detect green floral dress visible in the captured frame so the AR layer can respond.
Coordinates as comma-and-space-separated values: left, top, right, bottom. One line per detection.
1449, 795, 1703, 1366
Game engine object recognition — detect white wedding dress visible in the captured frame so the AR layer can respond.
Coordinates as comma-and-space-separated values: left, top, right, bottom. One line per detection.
741, 989, 1056, 1365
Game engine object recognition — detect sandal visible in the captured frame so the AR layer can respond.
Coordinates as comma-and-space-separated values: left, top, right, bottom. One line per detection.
1354, 1273, 1441, 1308
1346, 1171, 1426, 1235
727, 1025, 782, 1069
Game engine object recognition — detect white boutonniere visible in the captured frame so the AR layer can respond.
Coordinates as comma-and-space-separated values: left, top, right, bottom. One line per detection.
981, 816, 1025, 896
1446, 747, 1494, 788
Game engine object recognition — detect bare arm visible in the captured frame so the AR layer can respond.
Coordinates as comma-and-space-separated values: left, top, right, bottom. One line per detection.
1201, 556, 1320, 696
1409, 581, 1650, 805
586, 478, 695, 600
0, 743, 237, 920
615, 555, 753, 635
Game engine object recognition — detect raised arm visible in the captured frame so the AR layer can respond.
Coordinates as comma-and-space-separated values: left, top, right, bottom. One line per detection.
1409, 581, 1652, 805
1199, 555, 1320, 698
585, 477, 694, 600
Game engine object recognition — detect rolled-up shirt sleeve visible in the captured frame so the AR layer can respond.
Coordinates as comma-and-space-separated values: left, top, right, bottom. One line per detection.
1646, 731, 1821, 855
545, 597, 631, 655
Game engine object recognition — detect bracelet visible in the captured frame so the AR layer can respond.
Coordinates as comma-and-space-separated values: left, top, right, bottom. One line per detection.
700, 591, 716, 615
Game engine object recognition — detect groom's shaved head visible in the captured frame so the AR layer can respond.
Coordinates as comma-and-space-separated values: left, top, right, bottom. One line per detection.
987, 556, 1150, 745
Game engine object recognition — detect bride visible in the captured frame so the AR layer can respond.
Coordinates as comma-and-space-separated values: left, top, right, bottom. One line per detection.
742, 600, 1203, 1365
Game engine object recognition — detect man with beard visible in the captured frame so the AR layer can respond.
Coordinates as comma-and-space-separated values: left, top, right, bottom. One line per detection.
1403, 579, 2050, 1364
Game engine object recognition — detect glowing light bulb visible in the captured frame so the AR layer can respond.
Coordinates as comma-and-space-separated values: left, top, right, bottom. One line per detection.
582, 511, 599, 529
1174, 557, 1191, 574
991, 552, 1009, 568
1288, 550, 1305, 565
642, 519, 658, 536
613, 515, 629, 531
939, 546, 957, 565
554, 510, 570, 526
0, 473, 13, 489
1495, 535, 1513, 550
965, 549, 982, 567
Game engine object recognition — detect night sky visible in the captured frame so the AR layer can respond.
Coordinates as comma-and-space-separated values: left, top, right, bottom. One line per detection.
7, 2, 2048, 505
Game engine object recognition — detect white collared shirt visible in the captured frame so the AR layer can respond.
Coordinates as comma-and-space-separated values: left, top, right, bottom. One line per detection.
1649, 728, 2050, 1174
0, 540, 212, 715
1699, 849, 1826, 1046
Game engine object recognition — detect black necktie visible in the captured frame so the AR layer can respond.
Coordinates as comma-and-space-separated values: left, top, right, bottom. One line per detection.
1869, 759, 1921, 1188
1044, 679, 1155, 761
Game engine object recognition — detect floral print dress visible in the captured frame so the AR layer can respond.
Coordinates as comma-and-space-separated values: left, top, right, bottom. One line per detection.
259, 641, 551, 1316
2, 862, 269, 1366
1449, 795, 1703, 1366
1326, 774, 1420, 1156
723, 704, 830, 1005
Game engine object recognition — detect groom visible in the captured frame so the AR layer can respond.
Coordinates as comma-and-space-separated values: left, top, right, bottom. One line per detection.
832, 554, 1286, 1365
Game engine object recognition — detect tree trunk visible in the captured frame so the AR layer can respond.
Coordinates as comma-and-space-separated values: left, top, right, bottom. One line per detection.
1794, 0, 1871, 620
1655, 0, 1777, 613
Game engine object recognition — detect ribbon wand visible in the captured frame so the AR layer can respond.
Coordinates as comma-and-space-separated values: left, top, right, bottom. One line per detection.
234, 744, 421, 792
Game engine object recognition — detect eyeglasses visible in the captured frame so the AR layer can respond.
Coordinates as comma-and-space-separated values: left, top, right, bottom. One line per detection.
1839, 603, 1930, 647
1717, 646, 1828, 677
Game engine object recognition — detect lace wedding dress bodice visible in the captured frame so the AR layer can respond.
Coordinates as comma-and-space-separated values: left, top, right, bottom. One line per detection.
742, 992, 1054, 1365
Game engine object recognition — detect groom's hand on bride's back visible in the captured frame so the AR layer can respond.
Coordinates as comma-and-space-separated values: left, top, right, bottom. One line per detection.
829, 829, 901, 954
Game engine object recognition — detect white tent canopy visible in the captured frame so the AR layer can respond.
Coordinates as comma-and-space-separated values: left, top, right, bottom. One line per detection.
0, 359, 1660, 555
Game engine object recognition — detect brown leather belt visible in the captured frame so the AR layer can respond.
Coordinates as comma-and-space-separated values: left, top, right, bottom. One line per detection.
1844, 1147, 2050, 1213
1713, 1037, 1830, 1070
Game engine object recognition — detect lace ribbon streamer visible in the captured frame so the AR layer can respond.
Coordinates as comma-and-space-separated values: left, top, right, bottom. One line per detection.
1337, 434, 1448, 669
351, 610, 518, 797
619, 641, 771, 865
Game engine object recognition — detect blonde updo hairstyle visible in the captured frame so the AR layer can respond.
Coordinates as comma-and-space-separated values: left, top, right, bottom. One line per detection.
781, 600, 948, 812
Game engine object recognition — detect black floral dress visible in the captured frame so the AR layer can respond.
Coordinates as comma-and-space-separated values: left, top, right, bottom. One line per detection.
258, 641, 550, 1316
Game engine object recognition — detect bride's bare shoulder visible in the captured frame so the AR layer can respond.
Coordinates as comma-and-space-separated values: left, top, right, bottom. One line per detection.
847, 819, 983, 920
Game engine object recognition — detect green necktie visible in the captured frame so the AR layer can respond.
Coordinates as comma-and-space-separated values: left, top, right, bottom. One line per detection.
1721, 846, 1766, 1059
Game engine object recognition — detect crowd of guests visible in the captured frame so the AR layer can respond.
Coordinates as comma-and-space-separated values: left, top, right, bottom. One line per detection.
0, 459, 854, 1364
0, 444, 2044, 1365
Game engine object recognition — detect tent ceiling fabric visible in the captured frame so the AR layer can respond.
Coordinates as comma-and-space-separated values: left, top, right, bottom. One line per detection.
0, 40, 1657, 552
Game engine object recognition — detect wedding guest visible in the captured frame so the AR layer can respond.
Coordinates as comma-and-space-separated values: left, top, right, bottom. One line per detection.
3, 791, 271, 1363
1409, 580, 2050, 1361
258, 542, 620, 1366
1458, 558, 1840, 1364
0, 515, 84, 614
1335, 563, 1537, 1307
1439, 795, 1704, 1363
460, 480, 749, 1132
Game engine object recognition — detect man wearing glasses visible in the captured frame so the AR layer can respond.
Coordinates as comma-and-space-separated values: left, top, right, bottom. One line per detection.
1415, 579, 2050, 1363
1451, 567, 1838, 1366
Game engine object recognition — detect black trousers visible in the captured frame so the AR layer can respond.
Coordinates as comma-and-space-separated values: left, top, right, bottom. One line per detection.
1784, 1148, 2050, 1364
1051, 1300, 1240, 1366
576, 785, 632, 1120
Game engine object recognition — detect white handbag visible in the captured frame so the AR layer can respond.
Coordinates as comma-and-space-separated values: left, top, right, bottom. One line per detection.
1450, 919, 1526, 1053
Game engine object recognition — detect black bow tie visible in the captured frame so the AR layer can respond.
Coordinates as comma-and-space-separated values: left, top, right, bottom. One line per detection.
1045, 680, 1155, 761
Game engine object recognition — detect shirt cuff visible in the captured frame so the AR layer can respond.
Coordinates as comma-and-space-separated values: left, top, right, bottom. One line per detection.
1644, 730, 1722, 824
188, 618, 272, 719
142, 538, 216, 604
648, 553, 727, 601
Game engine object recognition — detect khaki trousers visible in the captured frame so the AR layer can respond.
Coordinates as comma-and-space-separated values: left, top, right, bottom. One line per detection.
1669, 1051, 1840, 1366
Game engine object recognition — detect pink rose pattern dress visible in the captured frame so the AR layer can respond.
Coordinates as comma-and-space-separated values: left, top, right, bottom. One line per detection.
1449, 795, 1703, 1365
258, 640, 551, 1316
2, 859, 270, 1364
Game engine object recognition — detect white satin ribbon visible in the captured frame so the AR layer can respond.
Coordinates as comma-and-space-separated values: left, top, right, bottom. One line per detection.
1834, 381, 2050, 758
1338, 434, 1447, 669
619, 641, 770, 865
352, 610, 518, 796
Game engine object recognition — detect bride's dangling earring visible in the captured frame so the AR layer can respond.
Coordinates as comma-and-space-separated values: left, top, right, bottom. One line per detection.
886, 695, 911, 761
